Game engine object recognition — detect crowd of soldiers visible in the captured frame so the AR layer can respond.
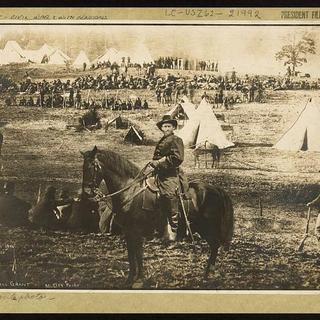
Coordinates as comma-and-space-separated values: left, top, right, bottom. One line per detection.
1, 71, 266, 110
4, 91, 149, 110
4, 65, 320, 112
154, 57, 218, 72
154, 57, 184, 69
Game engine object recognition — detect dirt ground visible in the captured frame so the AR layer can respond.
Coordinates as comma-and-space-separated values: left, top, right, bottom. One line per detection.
0, 69, 319, 289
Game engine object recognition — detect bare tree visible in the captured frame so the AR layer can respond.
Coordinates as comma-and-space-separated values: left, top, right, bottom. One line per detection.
275, 33, 316, 76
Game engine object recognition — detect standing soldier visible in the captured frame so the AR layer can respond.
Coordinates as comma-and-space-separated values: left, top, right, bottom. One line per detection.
75, 89, 82, 109
69, 87, 75, 107
149, 115, 184, 242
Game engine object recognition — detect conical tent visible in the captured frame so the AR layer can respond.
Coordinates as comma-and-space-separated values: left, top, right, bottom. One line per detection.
196, 99, 234, 149
174, 98, 200, 147
38, 44, 55, 56
274, 98, 320, 151
1, 41, 27, 64
165, 97, 197, 120
94, 48, 119, 64
177, 98, 234, 149
47, 49, 70, 65
73, 50, 90, 67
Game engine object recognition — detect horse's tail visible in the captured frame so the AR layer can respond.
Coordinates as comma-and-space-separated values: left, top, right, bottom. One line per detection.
218, 188, 234, 251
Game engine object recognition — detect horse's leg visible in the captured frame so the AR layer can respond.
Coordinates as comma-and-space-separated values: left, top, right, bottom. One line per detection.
132, 235, 145, 289
125, 234, 137, 287
204, 243, 219, 280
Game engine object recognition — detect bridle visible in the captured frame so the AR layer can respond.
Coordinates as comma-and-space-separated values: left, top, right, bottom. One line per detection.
86, 156, 154, 206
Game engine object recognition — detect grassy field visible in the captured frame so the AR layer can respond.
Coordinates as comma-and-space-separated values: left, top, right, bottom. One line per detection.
0, 69, 319, 289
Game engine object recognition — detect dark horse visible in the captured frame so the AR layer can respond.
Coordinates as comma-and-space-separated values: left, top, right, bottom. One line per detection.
82, 146, 234, 288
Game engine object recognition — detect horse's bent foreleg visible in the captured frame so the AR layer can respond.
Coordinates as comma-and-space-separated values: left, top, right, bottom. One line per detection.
204, 244, 219, 280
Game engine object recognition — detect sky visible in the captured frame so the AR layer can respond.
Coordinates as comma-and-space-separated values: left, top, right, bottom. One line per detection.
0, 25, 319, 76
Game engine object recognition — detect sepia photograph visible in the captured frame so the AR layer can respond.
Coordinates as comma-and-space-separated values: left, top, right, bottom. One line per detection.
0, 14, 319, 295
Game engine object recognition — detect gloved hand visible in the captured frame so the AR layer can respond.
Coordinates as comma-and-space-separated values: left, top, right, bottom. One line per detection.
149, 160, 160, 168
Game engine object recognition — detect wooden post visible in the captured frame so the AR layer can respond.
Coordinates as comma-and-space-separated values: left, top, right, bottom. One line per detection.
259, 196, 263, 217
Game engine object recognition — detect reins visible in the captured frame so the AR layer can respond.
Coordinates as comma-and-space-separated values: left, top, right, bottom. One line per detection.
91, 159, 154, 201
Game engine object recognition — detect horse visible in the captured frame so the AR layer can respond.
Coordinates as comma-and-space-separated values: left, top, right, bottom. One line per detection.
193, 142, 221, 169
65, 192, 100, 233
81, 146, 234, 288
28, 186, 61, 229
0, 193, 31, 227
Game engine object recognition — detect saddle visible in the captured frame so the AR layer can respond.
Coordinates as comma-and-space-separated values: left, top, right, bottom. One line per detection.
142, 177, 160, 211
142, 176, 193, 211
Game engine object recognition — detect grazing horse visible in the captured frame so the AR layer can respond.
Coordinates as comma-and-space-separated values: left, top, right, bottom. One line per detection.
0, 194, 31, 227
65, 192, 100, 233
81, 146, 234, 288
28, 186, 61, 229
193, 143, 221, 169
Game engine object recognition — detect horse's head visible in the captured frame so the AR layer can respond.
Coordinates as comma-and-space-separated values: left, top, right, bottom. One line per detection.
81, 146, 104, 197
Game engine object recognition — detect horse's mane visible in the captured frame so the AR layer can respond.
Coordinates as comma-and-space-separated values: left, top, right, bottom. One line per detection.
97, 149, 141, 178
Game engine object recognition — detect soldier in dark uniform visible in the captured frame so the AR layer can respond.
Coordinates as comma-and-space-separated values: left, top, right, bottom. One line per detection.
150, 115, 184, 242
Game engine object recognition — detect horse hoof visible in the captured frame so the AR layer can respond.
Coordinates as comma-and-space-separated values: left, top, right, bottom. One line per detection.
125, 278, 134, 288
132, 279, 144, 289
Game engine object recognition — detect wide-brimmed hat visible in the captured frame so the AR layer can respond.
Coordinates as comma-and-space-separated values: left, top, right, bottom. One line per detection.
156, 115, 177, 130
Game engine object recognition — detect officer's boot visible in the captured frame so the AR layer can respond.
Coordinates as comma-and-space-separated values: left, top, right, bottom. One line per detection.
160, 196, 178, 242
167, 196, 179, 242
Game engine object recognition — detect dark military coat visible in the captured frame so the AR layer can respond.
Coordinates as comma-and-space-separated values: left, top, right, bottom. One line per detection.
152, 133, 184, 197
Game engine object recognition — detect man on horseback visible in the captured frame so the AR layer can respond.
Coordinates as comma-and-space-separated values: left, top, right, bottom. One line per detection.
150, 115, 184, 242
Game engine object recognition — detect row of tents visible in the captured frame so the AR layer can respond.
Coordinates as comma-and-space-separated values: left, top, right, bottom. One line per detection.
0, 41, 154, 66
167, 96, 320, 152
0, 41, 71, 65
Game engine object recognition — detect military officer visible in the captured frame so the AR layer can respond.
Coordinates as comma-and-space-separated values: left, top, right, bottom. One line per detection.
150, 115, 184, 242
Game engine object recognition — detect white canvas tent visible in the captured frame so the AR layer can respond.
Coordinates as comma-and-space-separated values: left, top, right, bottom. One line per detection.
94, 48, 125, 64
1, 41, 28, 64
274, 98, 320, 151
196, 99, 234, 149
37, 43, 55, 63
177, 98, 234, 149
47, 49, 71, 65
165, 96, 197, 122
23, 49, 44, 63
73, 50, 90, 67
